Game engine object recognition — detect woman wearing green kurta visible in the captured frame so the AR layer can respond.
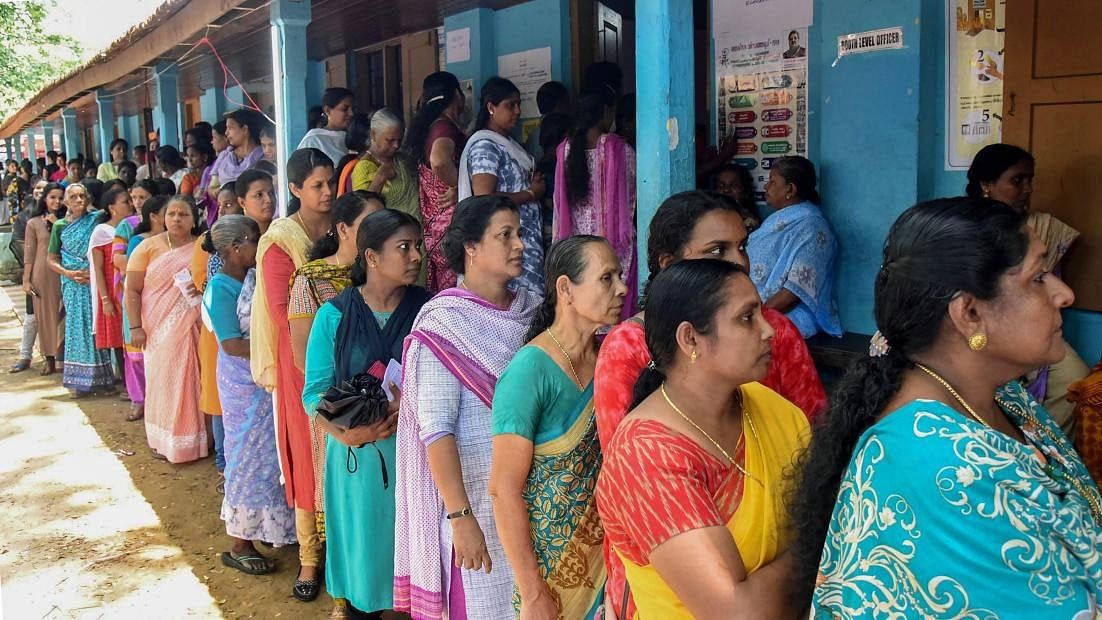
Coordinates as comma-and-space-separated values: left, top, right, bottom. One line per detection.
302, 208, 432, 616
489, 235, 627, 619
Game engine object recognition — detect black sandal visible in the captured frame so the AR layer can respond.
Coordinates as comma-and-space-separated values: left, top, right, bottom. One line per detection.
293, 577, 321, 602
220, 551, 275, 575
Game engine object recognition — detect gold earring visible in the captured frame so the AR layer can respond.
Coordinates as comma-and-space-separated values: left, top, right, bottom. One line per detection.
968, 333, 988, 351
691, 350, 698, 364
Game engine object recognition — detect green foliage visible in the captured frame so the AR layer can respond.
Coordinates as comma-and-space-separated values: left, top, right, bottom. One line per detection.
0, 0, 83, 123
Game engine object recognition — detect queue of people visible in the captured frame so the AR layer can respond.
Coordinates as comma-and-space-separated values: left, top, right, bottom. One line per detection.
7, 63, 1101, 620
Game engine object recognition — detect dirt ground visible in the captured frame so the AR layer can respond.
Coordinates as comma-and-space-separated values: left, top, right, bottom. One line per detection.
0, 282, 334, 619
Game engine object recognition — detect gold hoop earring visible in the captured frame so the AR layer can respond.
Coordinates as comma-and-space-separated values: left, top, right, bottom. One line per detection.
968, 333, 988, 351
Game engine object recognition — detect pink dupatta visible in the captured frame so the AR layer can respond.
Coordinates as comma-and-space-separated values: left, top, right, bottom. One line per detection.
553, 133, 638, 316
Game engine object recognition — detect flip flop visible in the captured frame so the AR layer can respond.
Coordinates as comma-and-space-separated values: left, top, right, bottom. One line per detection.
126, 406, 144, 422
8, 359, 30, 373
220, 551, 275, 575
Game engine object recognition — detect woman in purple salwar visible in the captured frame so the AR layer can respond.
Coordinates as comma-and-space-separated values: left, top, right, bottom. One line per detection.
393, 195, 539, 619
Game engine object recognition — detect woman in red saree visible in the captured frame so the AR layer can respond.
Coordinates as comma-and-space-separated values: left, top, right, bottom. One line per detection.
125, 196, 205, 463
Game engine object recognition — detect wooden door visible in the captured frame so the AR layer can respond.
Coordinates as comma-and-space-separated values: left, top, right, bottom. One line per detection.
401, 30, 439, 124
1003, 0, 1102, 310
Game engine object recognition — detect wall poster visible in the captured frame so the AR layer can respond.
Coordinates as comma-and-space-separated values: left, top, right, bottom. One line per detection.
945, 0, 1006, 170
714, 28, 809, 203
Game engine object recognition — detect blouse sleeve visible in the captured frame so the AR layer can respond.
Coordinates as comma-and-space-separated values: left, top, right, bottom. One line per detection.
467, 139, 505, 178
205, 277, 244, 342
491, 346, 547, 442
47, 220, 66, 254
302, 303, 342, 417
262, 246, 296, 329
126, 238, 156, 273
410, 341, 463, 445
759, 308, 827, 420
599, 425, 726, 565
350, 158, 379, 192
594, 322, 650, 449
288, 274, 322, 321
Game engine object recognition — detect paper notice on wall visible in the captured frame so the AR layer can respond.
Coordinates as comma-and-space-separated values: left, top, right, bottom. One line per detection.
715, 28, 809, 203
497, 47, 552, 119
945, 0, 1005, 170
446, 28, 470, 64
713, 0, 813, 38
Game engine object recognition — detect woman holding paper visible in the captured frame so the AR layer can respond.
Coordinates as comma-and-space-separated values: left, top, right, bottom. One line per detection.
125, 195, 207, 463
302, 208, 431, 616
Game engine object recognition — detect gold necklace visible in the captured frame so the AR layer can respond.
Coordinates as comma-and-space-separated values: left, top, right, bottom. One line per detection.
165, 232, 175, 251
913, 363, 990, 427
660, 383, 762, 486
546, 328, 584, 389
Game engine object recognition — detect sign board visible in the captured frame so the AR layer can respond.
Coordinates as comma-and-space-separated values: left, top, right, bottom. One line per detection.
837, 27, 904, 58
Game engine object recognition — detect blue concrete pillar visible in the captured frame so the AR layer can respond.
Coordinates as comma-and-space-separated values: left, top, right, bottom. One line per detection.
306, 60, 325, 108
95, 89, 116, 164
61, 108, 79, 159
635, 0, 696, 287
3, 138, 11, 161
199, 88, 225, 122
442, 9, 496, 97
41, 121, 54, 155
152, 63, 180, 148
225, 85, 243, 110
270, 0, 311, 214
23, 129, 36, 160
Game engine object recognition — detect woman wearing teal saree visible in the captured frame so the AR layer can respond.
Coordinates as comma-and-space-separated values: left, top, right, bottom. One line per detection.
490, 235, 627, 619
789, 198, 1102, 618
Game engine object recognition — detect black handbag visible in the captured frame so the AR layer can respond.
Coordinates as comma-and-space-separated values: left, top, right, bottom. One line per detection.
315, 372, 391, 487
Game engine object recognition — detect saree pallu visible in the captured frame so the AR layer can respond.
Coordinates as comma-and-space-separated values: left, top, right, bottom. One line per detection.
1071, 364, 1102, 485
60, 214, 114, 392
519, 387, 606, 618
191, 239, 221, 416
418, 163, 457, 294
116, 216, 145, 405
142, 245, 207, 463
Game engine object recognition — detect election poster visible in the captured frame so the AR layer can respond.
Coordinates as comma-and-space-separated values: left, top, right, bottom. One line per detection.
945, 0, 1005, 170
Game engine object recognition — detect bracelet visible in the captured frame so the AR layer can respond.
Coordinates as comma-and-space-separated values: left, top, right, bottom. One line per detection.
446, 507, 473, 520
130, 326, 143, 330
523, 188, 535, 202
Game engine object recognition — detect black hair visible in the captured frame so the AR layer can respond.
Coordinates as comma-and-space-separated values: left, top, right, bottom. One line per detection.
286, 148, 334, 215
156, 145, 186, 171
307, 106, 325, 130
581, 61, 623, 98
344, 112, 372, 154
224, 108, 266, 147
132, 145, 147, 155
213, 120, 227, 138
772, 156, 821, 205
96, 187, 131, 223
538, 112, 574, 166
82, 178, 104, 206
134, 194, 169, 236
186, 141, 216, 166
186, 125, 213, 146
252, 159, 278, 176
219, 181, 236, 198
33, 182, 65, 218
713, 163, 761, 227
616, 94, 635, 132
565, 90, 617, 204
234, 169, 273, 201
349, 208, 421, 286
117, 159, 137, 176
475, 77, 520, 131
442, 194, 518, 274
787, 197, 1029, 596
631, 259, 747, 408
536, 81, 569, 115
965, 143, 1033, 199
131, 179, 158, 198
46, 149, 58, 160
154, 177, 176, 196
307, 190, 383, 260
322, 87, 354, 111
644, 190, 745, 297
101, 179, 127, 198
404, 71, 462, 165
166, 194, 207, 236
108, 138, 129, 158
525, 235, 608, 342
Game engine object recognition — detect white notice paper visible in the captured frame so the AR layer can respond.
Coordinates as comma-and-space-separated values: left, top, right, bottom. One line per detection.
497, 47, 552, 119
713, 0, 813, 38
446, 28, 471, 64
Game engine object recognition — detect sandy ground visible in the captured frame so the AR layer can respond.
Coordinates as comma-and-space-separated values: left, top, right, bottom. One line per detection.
0, 282, 334, 619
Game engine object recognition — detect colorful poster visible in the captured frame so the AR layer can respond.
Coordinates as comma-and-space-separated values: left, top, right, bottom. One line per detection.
715, 28, 809, 203
945, 0, 1005, 170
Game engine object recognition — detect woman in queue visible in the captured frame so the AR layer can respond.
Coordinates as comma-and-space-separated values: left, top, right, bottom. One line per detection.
125, 196, 206, 463
393, 195, 539, 619
404, 71, 466, 293
202, 214, 296, 576
351, 109, 420, 223
460, 77, 546, 294
597, 259, 810, 618
489, 236, 625, 618
47, 183, 115, 396
22, 182, 64, 376
250, 148, 333, 602
747, 156, 842, 338
303, 208, 431, 617
206, 109, 266, 206
88, 187, 135, 392
790, 198, 1102, 615
297, 87, 354, 165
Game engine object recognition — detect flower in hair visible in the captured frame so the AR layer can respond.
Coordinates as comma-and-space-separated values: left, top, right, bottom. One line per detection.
868, 330, 890, 358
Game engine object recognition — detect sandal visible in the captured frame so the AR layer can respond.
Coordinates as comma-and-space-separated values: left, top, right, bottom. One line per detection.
293, 577, 321, 602
118, 391, 131, 402
220, 551, 275, 575
216, 474, 225, 495
150, 449, 168, 461
8, 359, 30, 373
126, 406, 144, 422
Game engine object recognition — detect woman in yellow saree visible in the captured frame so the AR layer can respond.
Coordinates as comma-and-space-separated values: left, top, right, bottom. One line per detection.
490, 236, 626, 618
596, 259, 809, 619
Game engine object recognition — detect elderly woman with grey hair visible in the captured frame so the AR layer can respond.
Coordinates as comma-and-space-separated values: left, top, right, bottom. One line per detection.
201, 214, 296, 575
351, 108, 421, 222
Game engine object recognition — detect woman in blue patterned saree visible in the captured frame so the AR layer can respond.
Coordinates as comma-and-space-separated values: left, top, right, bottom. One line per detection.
747, 156, 841, 338
788, 197, 1102, 618
489, 235, 626, 619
